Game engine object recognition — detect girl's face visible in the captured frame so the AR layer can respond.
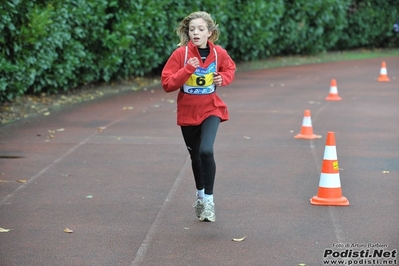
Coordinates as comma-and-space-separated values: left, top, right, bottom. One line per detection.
188, 18, 212, 48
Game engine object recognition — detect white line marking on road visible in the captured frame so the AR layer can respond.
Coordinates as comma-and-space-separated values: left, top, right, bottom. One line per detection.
130, 156, 190, 266
310, 102, 347, 246
329, 208, 346, 244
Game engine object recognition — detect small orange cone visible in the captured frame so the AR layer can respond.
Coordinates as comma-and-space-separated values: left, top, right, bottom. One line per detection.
377, 61, 390, 82
310, 132, 349, 206
325, 79, 342, 101
294, 110, 322, 139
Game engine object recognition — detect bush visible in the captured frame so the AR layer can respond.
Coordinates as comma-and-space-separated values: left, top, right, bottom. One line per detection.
335, 0, 399, 49
0, 0, 397, 102
220, 0, 285, 61
272, 0, 350, 55
0, 1, 103, 100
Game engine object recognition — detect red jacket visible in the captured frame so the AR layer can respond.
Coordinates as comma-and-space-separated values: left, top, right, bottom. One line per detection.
162, 41, 236, 126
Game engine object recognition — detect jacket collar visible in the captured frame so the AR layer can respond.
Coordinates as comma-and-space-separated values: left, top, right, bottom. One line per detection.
187, 40, 215, 51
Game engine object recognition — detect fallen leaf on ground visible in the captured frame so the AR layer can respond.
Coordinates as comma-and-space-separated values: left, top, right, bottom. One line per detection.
17, 179, 27, 183
123, 106, 133, 110
56, 128, 65, 132
232, 236, 246, 242
63, 228, 73, 233
0, 227, 13, 233
97, 127, 106, 133
382, 171, 389, 174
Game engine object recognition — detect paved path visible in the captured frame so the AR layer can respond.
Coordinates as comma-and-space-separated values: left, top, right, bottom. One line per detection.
1, 57, 398, 266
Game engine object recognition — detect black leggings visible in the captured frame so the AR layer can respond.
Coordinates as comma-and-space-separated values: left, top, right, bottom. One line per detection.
181, 116, 221, 195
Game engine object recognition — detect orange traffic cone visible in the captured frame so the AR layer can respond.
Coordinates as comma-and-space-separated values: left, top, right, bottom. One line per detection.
377, 61, 390, 82
294, 110, 322, 140
310, 132, 349, 206
325, 79, 342, 101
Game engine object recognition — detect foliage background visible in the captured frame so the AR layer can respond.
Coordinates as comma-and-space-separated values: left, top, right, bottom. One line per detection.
1, 0, 398, 102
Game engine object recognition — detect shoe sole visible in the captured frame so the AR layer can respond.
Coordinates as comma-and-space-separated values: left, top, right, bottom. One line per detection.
199, 216, 215, 222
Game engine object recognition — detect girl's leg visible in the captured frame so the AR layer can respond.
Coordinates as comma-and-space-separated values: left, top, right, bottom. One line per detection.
180, 116, 221, 195
198, 116, 220, 196
181, 116, 220, 222
181, 124, 203, 191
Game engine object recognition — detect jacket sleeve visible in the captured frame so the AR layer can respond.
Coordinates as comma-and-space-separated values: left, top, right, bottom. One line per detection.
217, 47, 236, 87
161, 49, 197, 93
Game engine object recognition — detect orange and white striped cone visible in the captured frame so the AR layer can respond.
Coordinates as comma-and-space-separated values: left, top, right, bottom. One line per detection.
310, 132, 349, 206
325, 79, 342, 101
377, 61, 390, 82
294, 110, 322, 140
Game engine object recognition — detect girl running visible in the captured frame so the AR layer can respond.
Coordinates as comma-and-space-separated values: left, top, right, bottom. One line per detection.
161, 11, 236, 222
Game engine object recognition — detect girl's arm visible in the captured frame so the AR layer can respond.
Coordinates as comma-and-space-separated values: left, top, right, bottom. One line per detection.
161, 50, 196, 93
217, 49, 236, 87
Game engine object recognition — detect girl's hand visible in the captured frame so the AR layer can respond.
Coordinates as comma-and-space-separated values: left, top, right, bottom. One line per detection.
187, 57, 200, 68
213, 72, 222, 86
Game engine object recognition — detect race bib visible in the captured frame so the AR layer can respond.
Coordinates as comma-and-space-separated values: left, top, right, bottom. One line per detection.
182, 62, 216, 94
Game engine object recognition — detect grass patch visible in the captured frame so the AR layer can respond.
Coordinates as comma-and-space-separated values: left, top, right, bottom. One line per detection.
237, 48, 399, 72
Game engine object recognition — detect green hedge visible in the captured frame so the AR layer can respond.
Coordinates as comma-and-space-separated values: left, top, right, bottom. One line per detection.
336, 0, 399, 49
216, 0, 285, 61
272, 0, 350, 54
1, 0, 398, 102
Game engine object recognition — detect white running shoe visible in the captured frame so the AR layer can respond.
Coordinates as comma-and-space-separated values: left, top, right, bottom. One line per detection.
199, 199, 215, 222
193, 198, 204, 218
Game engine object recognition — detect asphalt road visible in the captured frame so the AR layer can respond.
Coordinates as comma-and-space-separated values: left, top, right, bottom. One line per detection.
1, 57, 398, 266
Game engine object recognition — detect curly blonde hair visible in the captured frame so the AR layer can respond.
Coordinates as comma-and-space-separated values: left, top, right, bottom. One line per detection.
175, 11, 220, 46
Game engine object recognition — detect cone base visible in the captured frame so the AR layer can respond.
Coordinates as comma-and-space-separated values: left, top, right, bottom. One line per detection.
310, 195, 349, 206
378, 77, 390, 82
294, 134, 322, 140
325, 96, 342, 101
